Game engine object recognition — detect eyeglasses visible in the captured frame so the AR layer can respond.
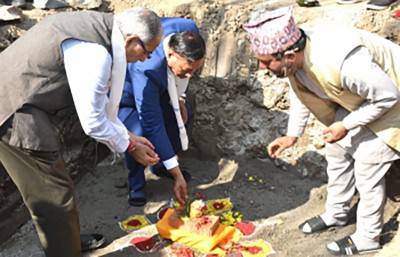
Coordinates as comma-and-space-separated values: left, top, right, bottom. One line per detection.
137, 38, 152, 59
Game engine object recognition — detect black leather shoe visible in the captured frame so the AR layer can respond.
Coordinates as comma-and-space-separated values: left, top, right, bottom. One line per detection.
80, 233, 106, 252
366, 0, 397, 10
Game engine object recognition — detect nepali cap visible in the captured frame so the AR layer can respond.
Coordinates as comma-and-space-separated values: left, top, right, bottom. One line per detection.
243, 6, 301, 55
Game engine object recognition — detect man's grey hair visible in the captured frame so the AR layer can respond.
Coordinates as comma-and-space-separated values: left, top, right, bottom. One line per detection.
115, 7, 162, 44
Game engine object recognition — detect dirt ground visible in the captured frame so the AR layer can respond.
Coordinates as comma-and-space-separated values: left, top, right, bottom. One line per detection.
1, 0, 400, 257
0, 154, 325, 257
1, 153, 400, 257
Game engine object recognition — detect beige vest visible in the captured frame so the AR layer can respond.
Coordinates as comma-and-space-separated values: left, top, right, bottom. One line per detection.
288, 28, 400, 152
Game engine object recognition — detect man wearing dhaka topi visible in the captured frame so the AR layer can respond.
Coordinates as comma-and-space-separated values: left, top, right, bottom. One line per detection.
243, 5, 400, 256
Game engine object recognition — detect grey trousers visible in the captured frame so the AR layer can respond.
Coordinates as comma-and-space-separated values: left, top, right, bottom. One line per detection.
324, 108, 399, 242
325, 142, 392, 242
0, 135, 81, 257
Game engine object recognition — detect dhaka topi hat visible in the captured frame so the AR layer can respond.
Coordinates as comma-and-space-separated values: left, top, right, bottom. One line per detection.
243, 6, 301, 55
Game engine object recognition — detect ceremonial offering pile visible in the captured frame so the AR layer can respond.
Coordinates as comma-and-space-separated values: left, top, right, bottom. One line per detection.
118, 193, 276, 257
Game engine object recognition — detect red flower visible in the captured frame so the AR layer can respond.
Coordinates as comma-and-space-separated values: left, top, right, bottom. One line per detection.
243, 246, 262, 254
194, 192, 204, 199
392, 9, 400, 18
213, 202, 225, 210
157, 207, 168, 220
127, 219, 142, 227
235, 222, 256, 236
130, 236, 160, 253
170, 245, 194, 257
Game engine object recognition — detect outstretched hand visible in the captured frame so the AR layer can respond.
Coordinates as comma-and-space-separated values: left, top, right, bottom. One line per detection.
267, 136, 298, 158
170, 167, 188, 205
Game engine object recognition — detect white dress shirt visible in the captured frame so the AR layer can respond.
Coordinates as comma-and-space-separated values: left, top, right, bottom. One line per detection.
61, 38, 130, 153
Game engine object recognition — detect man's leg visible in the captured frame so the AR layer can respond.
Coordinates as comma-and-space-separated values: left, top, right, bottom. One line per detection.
300, 142, 354, 233
350, 160, 392, 249
323, 142, 356, 224
0, 140, 81, 257
119, 108, 147, 206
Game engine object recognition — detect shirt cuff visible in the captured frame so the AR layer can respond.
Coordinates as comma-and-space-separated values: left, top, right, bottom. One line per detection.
342, 116, 359, 130
163, 156, 179, 170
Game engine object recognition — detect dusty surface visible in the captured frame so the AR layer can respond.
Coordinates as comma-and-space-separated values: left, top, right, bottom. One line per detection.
1, 0, 400, 257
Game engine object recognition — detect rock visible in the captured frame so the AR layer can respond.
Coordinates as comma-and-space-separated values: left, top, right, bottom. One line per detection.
0, 5, 22, 21
67, 0, 102, 9
33, 0, 69, 9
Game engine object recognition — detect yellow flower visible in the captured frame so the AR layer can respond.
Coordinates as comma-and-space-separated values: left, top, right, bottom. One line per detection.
206, 198, 233, 215
220, 211, 243, 226
120, 215, 150, 231
248, 176, 255, 181
173, 201, 182, 208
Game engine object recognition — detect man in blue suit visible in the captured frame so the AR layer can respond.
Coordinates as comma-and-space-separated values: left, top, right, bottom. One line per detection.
118, 17, 206, 206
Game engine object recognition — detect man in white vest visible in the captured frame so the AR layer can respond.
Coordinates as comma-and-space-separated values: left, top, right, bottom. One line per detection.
243, 5, 400, 256
0, 7, 162, 257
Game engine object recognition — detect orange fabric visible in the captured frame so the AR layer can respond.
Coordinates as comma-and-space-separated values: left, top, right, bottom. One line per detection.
156, 208, 242, 255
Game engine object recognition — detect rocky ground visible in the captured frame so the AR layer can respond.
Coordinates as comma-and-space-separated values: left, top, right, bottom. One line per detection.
0, 0, 400, 256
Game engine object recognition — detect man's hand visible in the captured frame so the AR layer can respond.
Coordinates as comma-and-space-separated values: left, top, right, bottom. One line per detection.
322, 121, 348, 143
129, 133, 155, 150
179, 100, 188, 124
267, 136, 298, 158
128, 132, 159, 166
170, 166, 188, 205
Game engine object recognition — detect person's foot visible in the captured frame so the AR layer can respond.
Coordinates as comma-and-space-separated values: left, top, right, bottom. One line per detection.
336, 0, 362, 4
326, 236, 381, 256
299, 214, 347, 234
366, 0, 397, 10
80, 234, 106, 252
128, 189, 147, 207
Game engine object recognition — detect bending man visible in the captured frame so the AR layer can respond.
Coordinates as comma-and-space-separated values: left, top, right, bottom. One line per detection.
118, 17, 206, 207
0, 7, 162, 257
243, 6, 400, 256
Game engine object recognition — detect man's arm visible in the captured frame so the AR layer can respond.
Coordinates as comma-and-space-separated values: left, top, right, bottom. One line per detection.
62, 39, 159, 168
62, 39, 131, 153
322, 46, 400, 143
268, 88, 309, 158
341, 46, 399, 130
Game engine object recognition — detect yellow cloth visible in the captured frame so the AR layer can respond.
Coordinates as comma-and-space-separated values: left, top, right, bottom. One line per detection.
156, 208, 242, 255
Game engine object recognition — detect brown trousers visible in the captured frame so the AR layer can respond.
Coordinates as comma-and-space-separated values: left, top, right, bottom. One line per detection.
0, 133, 81, 257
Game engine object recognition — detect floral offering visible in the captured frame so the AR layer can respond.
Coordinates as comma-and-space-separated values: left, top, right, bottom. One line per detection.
119, 215, 150, 232
206, 198, 233, 215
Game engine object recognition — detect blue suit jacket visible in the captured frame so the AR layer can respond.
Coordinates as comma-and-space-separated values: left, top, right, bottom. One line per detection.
119, 17, 200, 162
